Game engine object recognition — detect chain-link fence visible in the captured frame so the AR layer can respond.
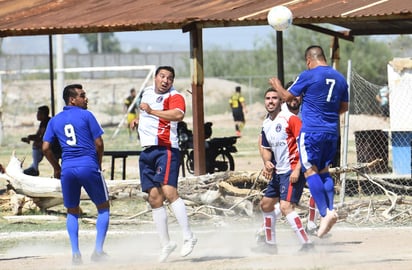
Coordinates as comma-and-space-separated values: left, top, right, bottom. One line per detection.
336, 60, 412, 226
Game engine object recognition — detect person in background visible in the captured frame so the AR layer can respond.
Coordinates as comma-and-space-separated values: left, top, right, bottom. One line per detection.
130, 66, 197, 263
376, 84, 389, 119
43, 84, 110, 265
269, 45, 349, 238
124, 88, 139, 140
21, 105, 52, 176
229, 86, 247, 137
252, 87, 312, 254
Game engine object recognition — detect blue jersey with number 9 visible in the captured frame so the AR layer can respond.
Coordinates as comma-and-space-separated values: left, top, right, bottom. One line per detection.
43, 106, 104, 169
289, 66, 348, 135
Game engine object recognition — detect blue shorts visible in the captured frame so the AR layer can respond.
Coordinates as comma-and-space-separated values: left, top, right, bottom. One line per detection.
139, 146, 180, 193
299, 132, 338, 172
61, 167, 109, 208
264, 170, 306, 204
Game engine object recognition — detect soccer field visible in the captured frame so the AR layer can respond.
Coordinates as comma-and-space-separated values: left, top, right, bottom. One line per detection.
0, 220, 411, 270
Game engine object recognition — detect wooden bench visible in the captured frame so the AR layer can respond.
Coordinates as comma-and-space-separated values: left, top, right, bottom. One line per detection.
103, 150, 141, 180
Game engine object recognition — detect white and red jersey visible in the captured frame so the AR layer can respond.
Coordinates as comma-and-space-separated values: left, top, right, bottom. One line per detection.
261, 109, 301, 174
138, 86, 185, 148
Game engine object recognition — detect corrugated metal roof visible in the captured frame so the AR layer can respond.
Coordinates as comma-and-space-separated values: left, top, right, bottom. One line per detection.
0, 0, 411, 37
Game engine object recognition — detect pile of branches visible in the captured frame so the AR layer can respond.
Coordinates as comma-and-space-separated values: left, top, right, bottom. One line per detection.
2, 153, 412, 226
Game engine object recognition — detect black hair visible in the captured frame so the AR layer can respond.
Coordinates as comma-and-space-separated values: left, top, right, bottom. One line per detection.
264, 87, 277, 96
63, 84, 83, 105
155, 66, 175, 78
38, 105, 49, 115
304, 45, 326, 62
235, 86, 241, 92
285, 81, 294, 89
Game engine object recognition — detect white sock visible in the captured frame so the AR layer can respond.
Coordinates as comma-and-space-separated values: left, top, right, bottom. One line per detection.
274, 202, 282, 220
263, 211, 276, 245
152, 206, 170, 246
171, 197, 192, 240
286, 211, 310, 244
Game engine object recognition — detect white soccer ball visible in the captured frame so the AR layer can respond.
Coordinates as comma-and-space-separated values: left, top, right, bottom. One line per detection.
267, 5, 293, 31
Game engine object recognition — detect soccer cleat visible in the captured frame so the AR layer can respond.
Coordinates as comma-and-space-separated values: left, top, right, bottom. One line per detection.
317, 210, 338, 238
159, 241, 177, 263
91, 250, 109, 262
180, 235, 197, 257
306, 221, 318, 236
255, 229, 266, 244
251, 242, 278, 255
23, 167, 39, 176
72, 253, 83, 265
299, 243, 315, 252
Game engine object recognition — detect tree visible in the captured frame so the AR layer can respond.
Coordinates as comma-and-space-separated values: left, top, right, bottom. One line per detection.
388, 35, 412, 58
79, 33, 122, 53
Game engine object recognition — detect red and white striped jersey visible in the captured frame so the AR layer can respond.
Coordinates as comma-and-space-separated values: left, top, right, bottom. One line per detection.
138, 86, 185, 148
261, 109, 301, 174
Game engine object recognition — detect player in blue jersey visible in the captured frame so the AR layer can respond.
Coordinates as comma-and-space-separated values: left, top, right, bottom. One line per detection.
42, 84, 110, 265
269, 45, 349, 238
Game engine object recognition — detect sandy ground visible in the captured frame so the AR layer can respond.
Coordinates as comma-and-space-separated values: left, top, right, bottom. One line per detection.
1, 219, 411, 270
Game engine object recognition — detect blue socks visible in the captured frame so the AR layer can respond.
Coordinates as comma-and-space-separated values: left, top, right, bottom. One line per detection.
320, 172, 335, 210
307, 173, 335, 217
66, 213, 80, 255
306, 174, 328, 217
95, 208, 110, 253
67, 208, 110, 255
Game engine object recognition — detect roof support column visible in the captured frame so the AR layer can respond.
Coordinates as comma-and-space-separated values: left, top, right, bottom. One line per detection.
189, 24, 206, 175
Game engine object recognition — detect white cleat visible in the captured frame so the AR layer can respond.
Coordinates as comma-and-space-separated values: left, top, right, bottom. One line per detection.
159, 241, 177, 263
180, 235, 197, 257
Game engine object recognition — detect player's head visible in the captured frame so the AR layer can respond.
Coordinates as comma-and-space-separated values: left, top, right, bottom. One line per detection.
154, 66, 175, 94
155, 66, 175, 79
63, 84, 88, 109
305, 45, 327, 69
284, 81, 302, 113
235, 86, 241, 93
264, 87, 282, 115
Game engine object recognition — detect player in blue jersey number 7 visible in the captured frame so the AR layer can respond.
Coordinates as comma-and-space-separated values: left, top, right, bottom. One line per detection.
269, 45, 349, 238
43, 84, 110, 265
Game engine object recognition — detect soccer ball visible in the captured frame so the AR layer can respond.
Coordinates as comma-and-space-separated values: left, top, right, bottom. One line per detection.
267, 5, 293, 31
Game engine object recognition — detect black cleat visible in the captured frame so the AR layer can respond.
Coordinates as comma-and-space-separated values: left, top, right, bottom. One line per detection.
23, 167, 39, 176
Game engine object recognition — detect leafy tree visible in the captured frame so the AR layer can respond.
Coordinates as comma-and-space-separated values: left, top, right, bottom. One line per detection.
128, 48, 141, 53
66, 47, 80, 54
79, 33, 121, 53
188, 26, 396, 101
387, 35, 412, 58
339, 36, 392, 84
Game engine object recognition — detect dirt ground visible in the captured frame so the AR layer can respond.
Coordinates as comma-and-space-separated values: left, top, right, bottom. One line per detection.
1, 219, 412, 270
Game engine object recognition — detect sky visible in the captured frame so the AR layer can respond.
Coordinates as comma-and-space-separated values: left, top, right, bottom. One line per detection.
1, 26, 275, 54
